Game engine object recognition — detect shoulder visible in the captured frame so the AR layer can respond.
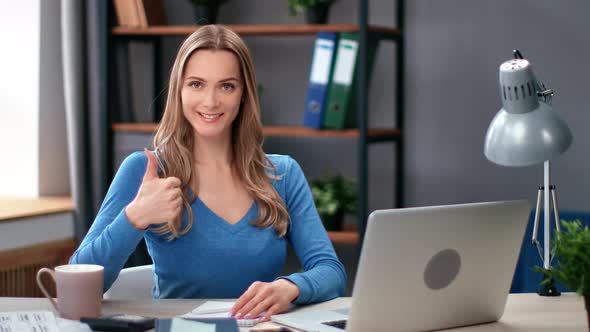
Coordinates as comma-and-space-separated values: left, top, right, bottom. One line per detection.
119, 151, 148, 171
114, 151, 154, 181
266, 154, 296, 175
266, 154, 307, 187
266, 154, 307, 180
106, 151, 150, 194
266, 154, 314, 212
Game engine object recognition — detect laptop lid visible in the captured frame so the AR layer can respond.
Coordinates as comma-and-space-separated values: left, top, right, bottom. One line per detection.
346, 200, 531, 332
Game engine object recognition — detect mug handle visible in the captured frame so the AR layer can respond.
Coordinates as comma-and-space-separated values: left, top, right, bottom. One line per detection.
36, 268, 59, 312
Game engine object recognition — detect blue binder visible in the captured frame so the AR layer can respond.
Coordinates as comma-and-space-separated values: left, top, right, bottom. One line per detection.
303, 32, 338, 129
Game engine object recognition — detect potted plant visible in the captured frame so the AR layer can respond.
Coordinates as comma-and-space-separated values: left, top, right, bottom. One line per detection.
287, 0, 338, 24
188, 0, 229, 25
534, 220, 590, 328
310, 174, 357, 231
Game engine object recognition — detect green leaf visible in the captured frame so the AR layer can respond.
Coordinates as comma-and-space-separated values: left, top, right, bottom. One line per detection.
310, 173, 357, 219
286, 0, 337, 15
534, 220, 590, 296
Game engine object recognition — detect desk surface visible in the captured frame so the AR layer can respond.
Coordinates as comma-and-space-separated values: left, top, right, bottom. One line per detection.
0, 293, 587, 331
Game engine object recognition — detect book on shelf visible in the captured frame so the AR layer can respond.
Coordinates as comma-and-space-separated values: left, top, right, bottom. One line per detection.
323, 32, 378, 130
113, 0, 141, 27
135, 0, 167, 27
303, 32, 339, 130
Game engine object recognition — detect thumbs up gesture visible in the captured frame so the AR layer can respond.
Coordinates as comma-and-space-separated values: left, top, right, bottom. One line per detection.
125, 149, 184, 230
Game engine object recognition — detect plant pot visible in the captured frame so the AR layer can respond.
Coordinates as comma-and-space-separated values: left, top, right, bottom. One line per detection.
321, 211, 344, 231
192, 4, 220, 25
585, 295, 590, 331
304, 5, 330, 24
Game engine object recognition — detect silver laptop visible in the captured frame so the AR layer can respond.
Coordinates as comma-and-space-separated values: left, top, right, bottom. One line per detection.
272, 200, 531, 332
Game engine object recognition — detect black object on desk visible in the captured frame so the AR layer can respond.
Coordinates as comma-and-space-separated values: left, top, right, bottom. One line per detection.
81, 314, 155, 332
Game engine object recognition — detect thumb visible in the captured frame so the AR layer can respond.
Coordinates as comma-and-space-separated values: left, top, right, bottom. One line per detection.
143, 148, 159, 180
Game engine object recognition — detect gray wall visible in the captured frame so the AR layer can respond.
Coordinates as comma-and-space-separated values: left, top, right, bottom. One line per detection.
404, 0, 590, 211
122, 0, 590, 214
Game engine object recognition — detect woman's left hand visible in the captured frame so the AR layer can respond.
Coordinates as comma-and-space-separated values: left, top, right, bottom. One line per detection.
231, 279, 300, 322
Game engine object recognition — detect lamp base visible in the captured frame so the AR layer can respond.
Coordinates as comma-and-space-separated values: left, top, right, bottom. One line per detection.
538, 272, 561, 297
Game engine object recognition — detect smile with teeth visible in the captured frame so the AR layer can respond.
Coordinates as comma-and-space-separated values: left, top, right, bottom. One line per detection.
198, 112, 223, 120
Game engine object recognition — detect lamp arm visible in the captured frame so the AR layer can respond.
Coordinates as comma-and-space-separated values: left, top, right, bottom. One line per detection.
543, 161, 551, 270
531, 161, 561, 269
531, 187, 543, 247
551, 188, 561, 232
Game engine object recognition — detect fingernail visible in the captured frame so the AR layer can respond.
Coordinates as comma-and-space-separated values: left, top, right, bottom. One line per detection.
235, 312, 242, 319
244, 313, 252, 319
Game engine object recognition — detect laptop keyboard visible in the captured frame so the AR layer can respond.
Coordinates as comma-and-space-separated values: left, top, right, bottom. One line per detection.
321, 320, 347, 330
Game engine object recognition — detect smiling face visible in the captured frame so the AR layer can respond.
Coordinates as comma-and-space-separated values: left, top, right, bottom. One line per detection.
181, 49, 244, 141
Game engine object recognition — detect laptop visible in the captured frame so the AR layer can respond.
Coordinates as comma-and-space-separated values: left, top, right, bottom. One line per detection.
271, 200, 531, 332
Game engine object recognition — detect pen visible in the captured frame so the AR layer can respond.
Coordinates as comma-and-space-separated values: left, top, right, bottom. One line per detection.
250, 328, 294, 332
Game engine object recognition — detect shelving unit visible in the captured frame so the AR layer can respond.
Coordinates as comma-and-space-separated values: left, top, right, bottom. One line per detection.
112, 24, 400, 37
108, 1, 404, 246
113, 123, 400, 141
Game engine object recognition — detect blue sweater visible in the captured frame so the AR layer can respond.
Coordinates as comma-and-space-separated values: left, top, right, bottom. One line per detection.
70, 152, 346, 304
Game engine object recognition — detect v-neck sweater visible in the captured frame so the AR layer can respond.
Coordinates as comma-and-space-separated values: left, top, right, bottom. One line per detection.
70, 152, 346, 304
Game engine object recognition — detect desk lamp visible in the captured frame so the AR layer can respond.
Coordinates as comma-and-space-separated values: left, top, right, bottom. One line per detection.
484, 50, 572, 296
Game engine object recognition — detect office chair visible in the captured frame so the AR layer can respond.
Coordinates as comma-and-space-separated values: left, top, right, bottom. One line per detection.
103, 264, 154, 300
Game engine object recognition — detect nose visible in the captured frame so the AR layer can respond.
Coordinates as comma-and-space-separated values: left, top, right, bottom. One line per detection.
202, 87, 219, 109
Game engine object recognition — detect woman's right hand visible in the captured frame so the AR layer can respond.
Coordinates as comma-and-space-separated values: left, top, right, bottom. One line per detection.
125, 149, 183, 230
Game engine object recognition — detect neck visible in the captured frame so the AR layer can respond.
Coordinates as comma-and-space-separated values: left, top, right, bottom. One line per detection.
193, 132, 233, 169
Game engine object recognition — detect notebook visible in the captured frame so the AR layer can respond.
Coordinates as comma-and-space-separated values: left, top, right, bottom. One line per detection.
155, 317, 239, 332
271, 200, 531, 332
182, 301, 262, 328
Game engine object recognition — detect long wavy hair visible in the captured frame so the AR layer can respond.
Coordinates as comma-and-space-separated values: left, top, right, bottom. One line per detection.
151, 25, 289, 239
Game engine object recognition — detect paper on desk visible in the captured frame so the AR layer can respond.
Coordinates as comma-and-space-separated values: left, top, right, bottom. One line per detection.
0, 311, 59, 332
171, 317, 215, 332
182, 301, 262, 327
56, 318, 94, 332
0, 311, 93, 332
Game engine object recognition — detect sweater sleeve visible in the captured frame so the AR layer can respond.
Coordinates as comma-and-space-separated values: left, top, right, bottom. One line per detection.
279, 157, 347, 304
69, 151, 148, 292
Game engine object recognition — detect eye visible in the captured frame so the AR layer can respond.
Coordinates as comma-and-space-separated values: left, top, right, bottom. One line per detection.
189, 81, 202, 89
221, 83, 235, 91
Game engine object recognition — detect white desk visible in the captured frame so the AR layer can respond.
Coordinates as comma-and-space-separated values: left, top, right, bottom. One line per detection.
0, 293, 587, 331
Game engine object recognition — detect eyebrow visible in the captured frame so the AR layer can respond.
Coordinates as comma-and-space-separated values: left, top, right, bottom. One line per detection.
185, 76, 241, 83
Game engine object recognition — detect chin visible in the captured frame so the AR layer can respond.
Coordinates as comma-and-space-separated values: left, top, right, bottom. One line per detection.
193, 126, 230, 139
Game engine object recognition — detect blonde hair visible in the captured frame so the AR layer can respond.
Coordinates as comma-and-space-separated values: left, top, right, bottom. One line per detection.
152, 25, 289, 239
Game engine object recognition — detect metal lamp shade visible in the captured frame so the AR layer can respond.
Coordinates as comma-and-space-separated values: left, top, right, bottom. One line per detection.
484, 59, 572, 167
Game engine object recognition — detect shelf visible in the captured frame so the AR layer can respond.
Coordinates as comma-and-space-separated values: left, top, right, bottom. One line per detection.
327, 224, 359, 245
112, 24, 400, 39
107, 0, 405, 257
112, 123, 400, 141
0, 196, 73, 222
327, 231, 358, 245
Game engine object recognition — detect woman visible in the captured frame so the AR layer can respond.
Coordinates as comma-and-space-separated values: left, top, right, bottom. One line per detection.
70, 25, 346, 321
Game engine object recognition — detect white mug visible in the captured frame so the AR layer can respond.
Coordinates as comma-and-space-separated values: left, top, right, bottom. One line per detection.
36, 264, 104, 320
